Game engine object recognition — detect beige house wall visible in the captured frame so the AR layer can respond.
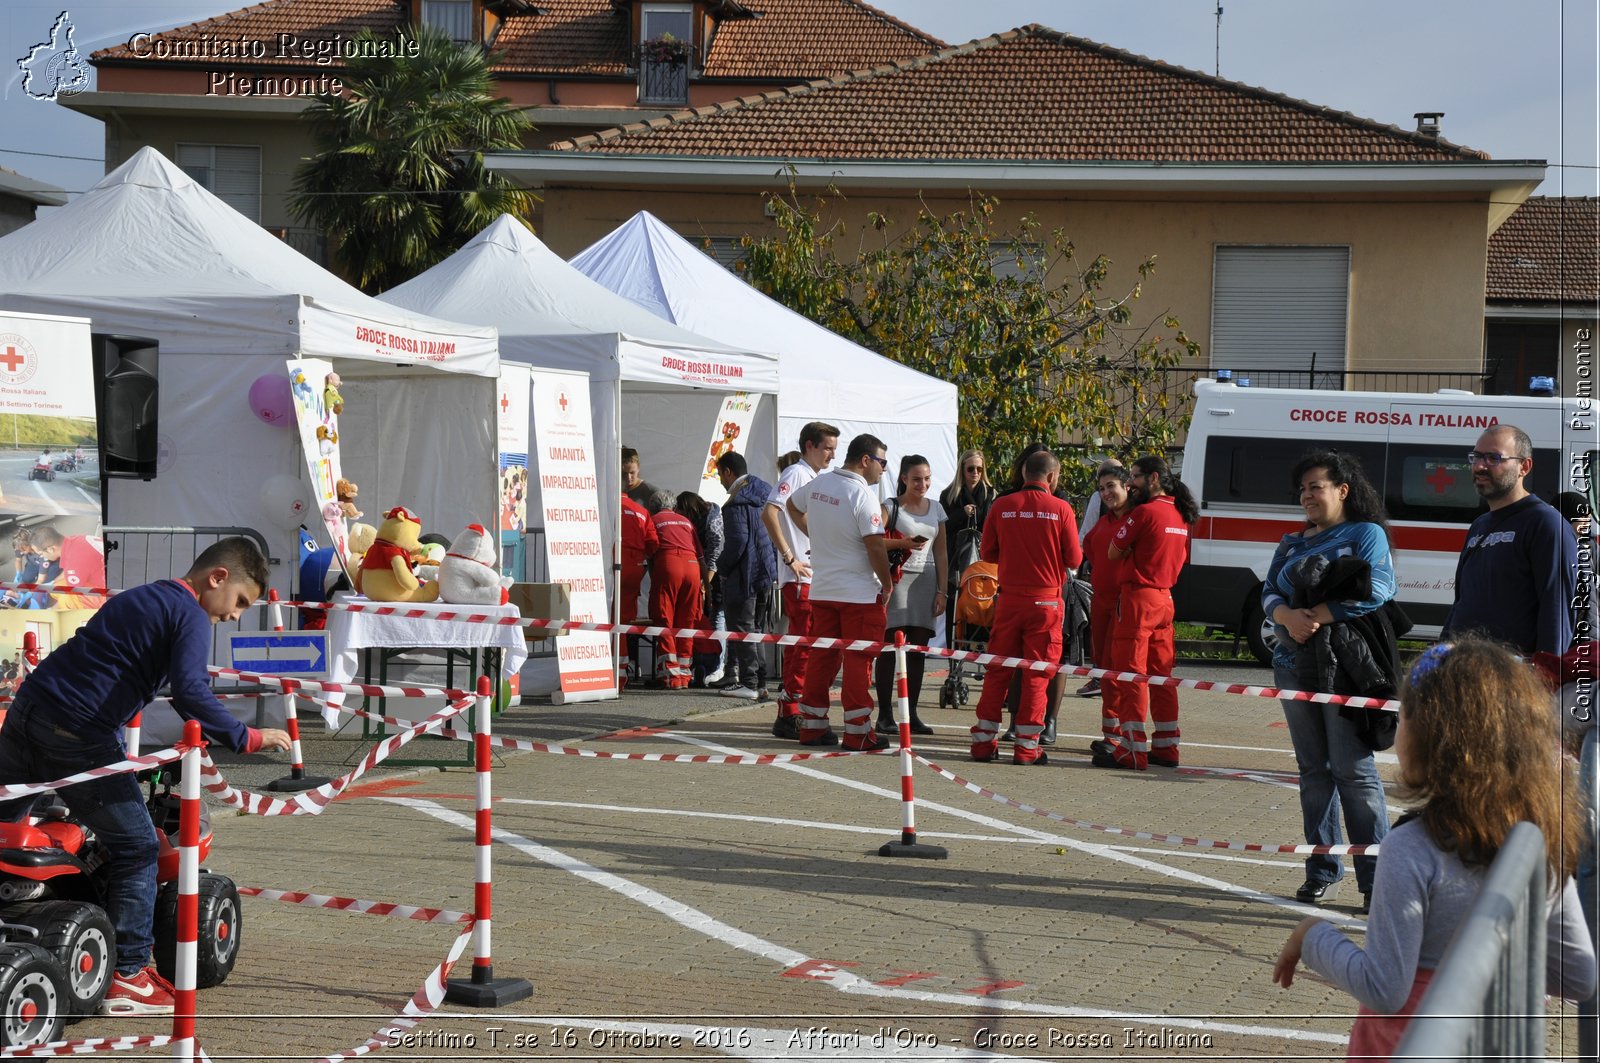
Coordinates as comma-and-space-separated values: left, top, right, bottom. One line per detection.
538, 183, 1492, 373
101, 113, 311, 231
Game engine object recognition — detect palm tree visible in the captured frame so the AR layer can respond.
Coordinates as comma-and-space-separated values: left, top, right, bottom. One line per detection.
290, 26, 536, 293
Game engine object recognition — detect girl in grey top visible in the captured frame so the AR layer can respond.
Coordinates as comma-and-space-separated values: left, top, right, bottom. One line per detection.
1273, 639, 1596, 1058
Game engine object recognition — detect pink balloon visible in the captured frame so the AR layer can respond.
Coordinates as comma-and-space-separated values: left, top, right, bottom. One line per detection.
248, 373, 293, 426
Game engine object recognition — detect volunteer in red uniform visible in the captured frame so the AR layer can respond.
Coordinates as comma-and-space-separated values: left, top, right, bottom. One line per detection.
969, 450, 1082, 766
1080, 462, 1134, 747
1094, 456, 1197, 771
647, 492, 702, 688
762, 421, 838, 738
619, 492, 656, 621
789, 433, 893, 750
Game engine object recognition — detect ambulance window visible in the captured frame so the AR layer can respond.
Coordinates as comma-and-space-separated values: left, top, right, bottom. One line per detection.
1200, 436, 1384, 507
1384, 444, 1561, 523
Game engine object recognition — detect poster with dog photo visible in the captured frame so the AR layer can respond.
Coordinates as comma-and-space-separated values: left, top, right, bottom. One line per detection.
285, 358, 349, 572
696, 392, 760, 505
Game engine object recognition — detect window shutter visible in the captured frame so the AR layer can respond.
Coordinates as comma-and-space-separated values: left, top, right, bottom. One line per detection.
1211, 247, 1350, 375
174, 144, 260, 223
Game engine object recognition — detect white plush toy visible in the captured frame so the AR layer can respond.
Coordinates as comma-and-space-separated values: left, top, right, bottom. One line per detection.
439, 523, 512, 605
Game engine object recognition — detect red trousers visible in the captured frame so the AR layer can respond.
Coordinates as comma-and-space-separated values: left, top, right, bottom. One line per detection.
799, 598, 885, 746
971, 595, 1061, 764
1103, 585, 1179, 769
619, 549, 647, 622
778, 582, 813, 712
649, 552, 702, 683
1089, 593, 1119, 742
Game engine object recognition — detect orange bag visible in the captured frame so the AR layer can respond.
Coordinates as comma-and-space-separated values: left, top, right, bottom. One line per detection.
956, 560, 999, 630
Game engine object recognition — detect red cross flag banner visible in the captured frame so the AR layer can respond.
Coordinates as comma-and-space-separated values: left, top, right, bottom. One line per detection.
0, 310, 106, 616
530, 370, 615, 702
697, 392, 761, 505
286, 358, 350, 571
497, 364, 530, 537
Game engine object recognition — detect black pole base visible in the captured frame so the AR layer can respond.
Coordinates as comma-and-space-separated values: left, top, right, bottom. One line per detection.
878, 839, 949, 859
445, 974, 534, 1008
265, 774, 332, 792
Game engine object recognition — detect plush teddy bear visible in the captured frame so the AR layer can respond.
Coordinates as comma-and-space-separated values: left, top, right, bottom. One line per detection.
347, 522, 377, 559
323, 371, 344, 416
336, 478, 362, 520
439, 523, 512, 605
315, 424, 339, 456
354, 506, 439, 603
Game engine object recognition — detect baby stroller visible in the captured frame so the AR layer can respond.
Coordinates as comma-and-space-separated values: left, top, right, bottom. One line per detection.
939, 557, 998, 709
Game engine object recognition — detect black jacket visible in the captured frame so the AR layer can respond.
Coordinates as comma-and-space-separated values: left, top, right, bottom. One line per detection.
1285, 554, 1401, 750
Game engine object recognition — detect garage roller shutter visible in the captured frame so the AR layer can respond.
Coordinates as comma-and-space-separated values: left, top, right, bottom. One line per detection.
1211, 246, 1349, 377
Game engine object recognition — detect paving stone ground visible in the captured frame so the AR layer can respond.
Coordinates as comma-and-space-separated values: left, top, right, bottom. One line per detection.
55, 660, 1590, 1060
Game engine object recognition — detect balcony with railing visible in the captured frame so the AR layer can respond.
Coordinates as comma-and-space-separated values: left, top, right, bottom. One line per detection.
635, 35, 694, 107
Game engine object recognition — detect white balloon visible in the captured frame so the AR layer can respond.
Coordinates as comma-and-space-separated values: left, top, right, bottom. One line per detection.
259, 473, 312, 528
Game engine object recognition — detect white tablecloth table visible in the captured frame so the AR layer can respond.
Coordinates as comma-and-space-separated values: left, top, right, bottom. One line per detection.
322, 594, 528, 726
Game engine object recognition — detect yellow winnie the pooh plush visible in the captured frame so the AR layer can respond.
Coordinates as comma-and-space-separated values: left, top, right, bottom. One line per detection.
354, 506, 440, 602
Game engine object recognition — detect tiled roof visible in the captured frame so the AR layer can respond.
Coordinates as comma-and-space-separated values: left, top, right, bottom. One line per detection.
92, 0, 942, 79
554, 25, 1492, 162
1487, 197, 1600, 303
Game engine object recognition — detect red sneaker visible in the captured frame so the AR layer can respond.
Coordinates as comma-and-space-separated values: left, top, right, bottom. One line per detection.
102, 968, 175, 1015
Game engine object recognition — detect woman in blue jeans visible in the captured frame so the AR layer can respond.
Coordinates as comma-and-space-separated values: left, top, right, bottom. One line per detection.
1262, 451, 1396, 910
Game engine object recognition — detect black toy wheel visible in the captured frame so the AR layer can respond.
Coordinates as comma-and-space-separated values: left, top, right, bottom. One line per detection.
0, 901, 113, 1018
0, 943, 66, 1048
154, 874, 241, 988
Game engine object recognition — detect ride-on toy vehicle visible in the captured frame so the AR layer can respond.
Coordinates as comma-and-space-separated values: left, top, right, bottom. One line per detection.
0, 772, 242, 1047
26, 459, 54, 482
51, 456, 79, 474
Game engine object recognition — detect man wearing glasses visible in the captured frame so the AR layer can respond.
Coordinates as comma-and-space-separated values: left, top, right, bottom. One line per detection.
787, 434, 894, 750
1441, 425, 1579, 657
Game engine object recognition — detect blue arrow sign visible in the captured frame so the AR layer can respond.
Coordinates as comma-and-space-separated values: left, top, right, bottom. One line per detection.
228, 632, 329, 677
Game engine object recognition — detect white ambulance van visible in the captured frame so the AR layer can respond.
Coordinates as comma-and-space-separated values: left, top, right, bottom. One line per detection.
1177, 378, 1598, 662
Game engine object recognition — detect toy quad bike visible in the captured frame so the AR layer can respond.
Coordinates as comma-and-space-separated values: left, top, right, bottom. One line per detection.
0, 771, 242, 1047
26, 459, 54, 482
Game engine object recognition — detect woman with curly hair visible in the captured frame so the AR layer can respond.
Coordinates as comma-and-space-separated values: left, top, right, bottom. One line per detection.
1261, 450, 1396, 906
1273, 638, 1595, 1058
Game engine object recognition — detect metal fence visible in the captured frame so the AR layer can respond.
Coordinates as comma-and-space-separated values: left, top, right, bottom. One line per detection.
1391, 821, 1549, 1061
1157, 364, 1492, 402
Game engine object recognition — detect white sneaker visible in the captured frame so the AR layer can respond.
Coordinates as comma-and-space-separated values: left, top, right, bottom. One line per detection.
719, 685, 761, 700
703, 667, 725, 686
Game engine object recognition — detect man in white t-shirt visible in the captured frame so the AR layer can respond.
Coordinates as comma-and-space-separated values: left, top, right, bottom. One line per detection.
788, 433, 893, 750
761, 421, 838, 738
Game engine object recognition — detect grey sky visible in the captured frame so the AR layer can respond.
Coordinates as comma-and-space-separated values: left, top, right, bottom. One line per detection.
3, 0, 1596, 198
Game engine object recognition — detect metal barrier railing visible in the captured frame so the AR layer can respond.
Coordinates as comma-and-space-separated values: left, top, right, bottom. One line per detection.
103, 525, 275, 665
1392, 821, 1549, 1061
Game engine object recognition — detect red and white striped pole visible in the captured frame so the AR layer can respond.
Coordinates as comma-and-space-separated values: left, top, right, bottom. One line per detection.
124, 712, 142, 758
445, 675, 532, 1007
878, 632, 947, 860
265, 593, 328, 793
172, 719, 202, 1063
19, 631, 37, 677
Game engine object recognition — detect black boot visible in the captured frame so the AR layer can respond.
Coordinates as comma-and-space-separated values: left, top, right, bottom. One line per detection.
874, 709, 897, 735
908, 711, 934, 736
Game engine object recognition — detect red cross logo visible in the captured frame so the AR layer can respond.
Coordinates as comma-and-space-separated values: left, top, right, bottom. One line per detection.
558, 392, 569, 413
0, 335, 38, 384
499, 392, 509, 414
1424, 464, 1457, 495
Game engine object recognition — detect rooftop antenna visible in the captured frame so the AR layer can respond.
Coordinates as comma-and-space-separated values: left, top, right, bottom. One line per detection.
1214, 3, 1223, 77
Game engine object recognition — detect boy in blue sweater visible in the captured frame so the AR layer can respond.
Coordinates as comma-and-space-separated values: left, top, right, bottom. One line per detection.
0, 537, 290, 1015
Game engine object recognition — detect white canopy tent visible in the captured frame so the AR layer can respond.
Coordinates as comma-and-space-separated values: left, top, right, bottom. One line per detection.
571, 211, 960, 487
380, 215, 781, 590
0, 147, 502, 600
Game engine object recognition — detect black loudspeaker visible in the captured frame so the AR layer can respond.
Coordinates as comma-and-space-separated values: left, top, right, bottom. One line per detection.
90, 334, 159, 480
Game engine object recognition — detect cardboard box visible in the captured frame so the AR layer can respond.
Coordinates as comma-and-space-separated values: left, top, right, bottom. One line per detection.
508, 582, 571, 643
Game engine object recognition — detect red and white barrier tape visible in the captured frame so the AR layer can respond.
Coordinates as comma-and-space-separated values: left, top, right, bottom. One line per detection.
438, 728, 890, 763
207, 665, 470, 703
0, 581, 119, 599
272, 598, 1402, 712
912, 754, 1376, 856
314, 923, 476, 1063
0, 1035, 172, 1057
0, 749, 183, 799
240, 886, 472, 925
197, 699, 471, 816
